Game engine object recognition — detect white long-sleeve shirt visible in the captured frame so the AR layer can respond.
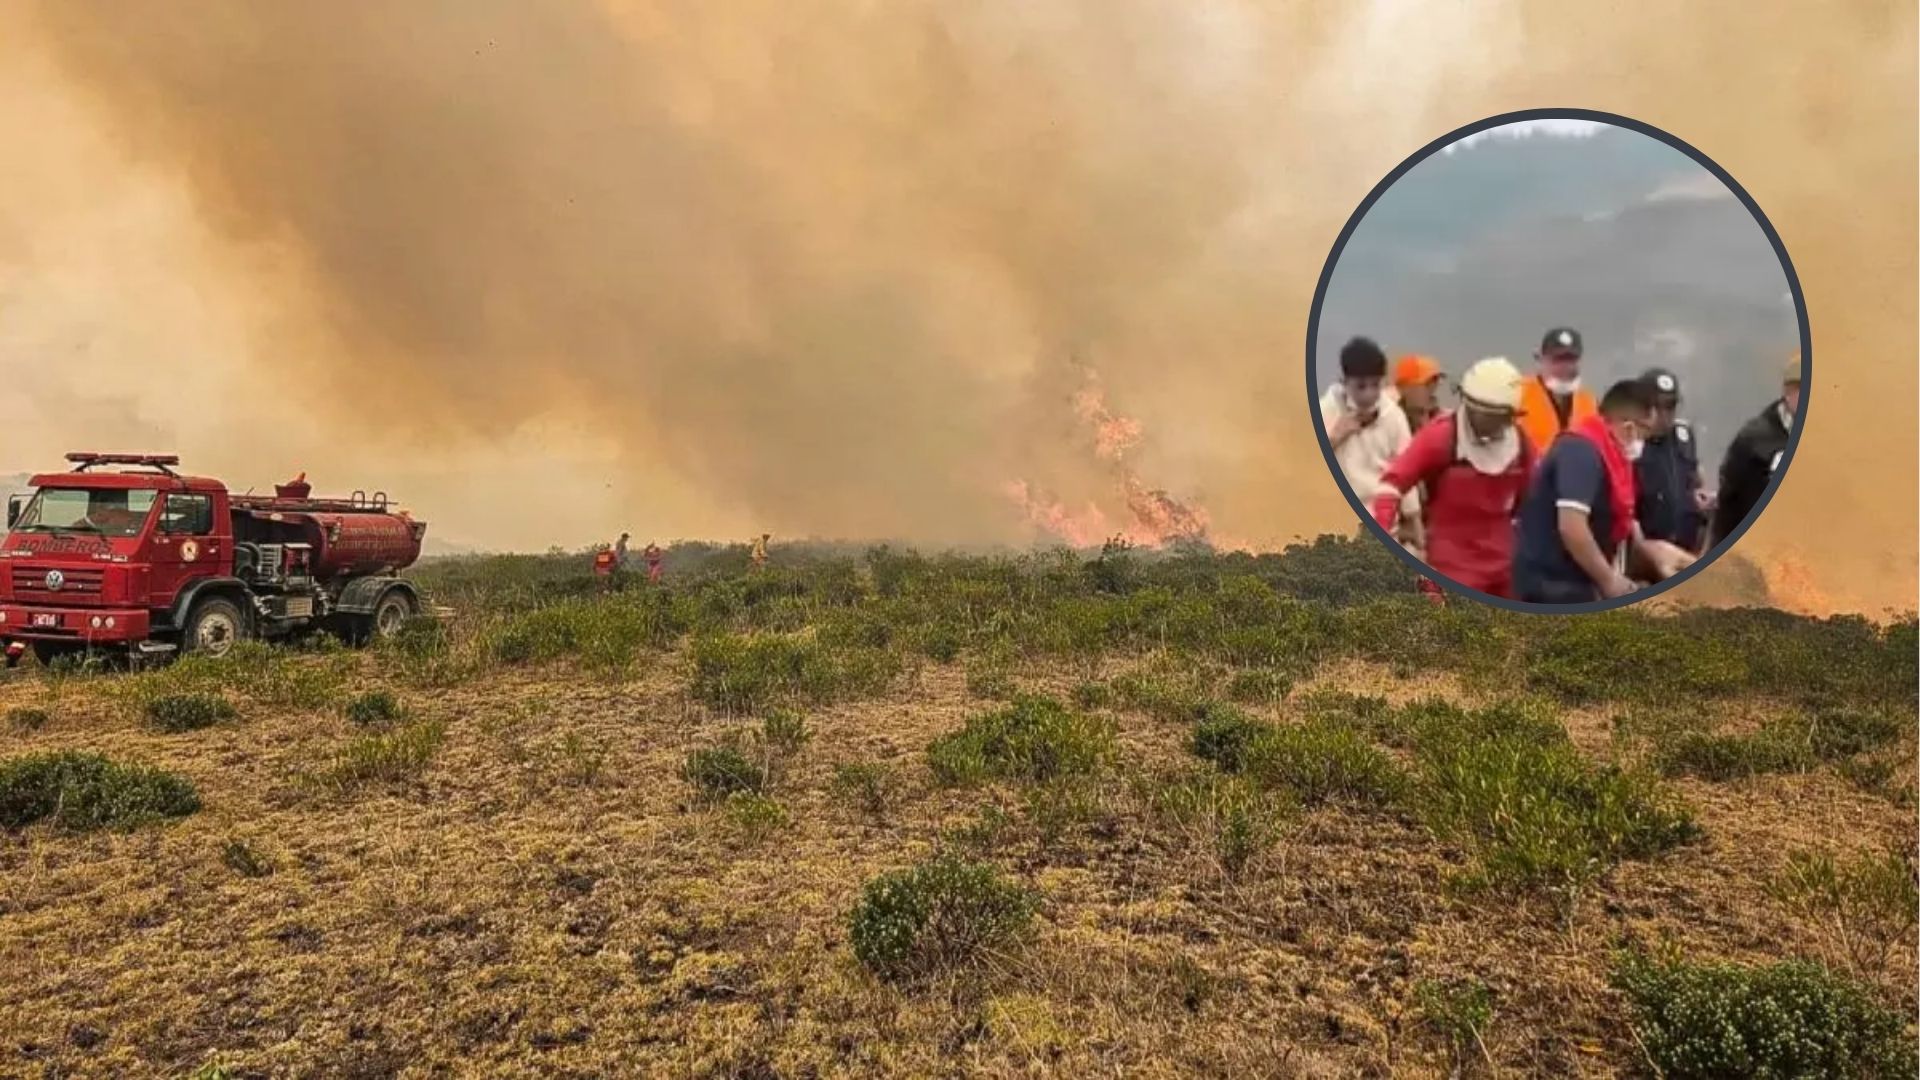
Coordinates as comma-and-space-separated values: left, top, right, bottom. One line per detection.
1320, 385, 1419, 521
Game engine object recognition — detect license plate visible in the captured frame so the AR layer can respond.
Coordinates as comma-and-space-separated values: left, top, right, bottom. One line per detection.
30, 613, 57, 628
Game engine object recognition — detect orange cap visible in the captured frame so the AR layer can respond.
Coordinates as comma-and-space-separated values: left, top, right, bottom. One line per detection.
1394, 354, 1443, 388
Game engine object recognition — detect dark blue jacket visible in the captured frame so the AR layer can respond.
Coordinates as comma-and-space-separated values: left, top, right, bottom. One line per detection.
1636, 421, 1703, 550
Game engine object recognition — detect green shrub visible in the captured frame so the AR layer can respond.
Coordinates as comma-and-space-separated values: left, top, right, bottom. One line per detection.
689, 632, 898, 713
0, 751, 199, 831
1107, 671, 1212, 724
832, 762, 900, 816
1226, 668, 1292, 704
927, 696, 1114, 787
760, 708, 813, 757
6, 706, 50, 732
319, 719, 446, 789
848, 854, 1036, 981
1188, 706, 1271, 773
1243, 720, 1409, 807
1802, 708, 1908, 761
946, 804, 1013, 852
1652, 728, 1814, 781
345, 689, 405, 727
222, 839, 273, 878
145, 692, 237, 733
1526, 615, 1746, 704
1614, 952, 1916, 1080
1070, 681, 1114, 710
1768, 848, 1919, 975
682, 745, 766, 802
1020, 775, 1109, 844
966, 666, 1019, 702
1415, 717, 1699, 895
723, 792, 791, 842
1414, 978, 1495, 1071
1148, 770, 1293, 876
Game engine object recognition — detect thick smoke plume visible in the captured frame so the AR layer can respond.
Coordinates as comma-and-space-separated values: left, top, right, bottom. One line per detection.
0, 0, 1911, 614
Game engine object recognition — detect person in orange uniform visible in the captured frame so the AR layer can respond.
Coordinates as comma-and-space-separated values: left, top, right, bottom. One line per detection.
1390, 354, 1447, 434
1517, 327, 1598, 455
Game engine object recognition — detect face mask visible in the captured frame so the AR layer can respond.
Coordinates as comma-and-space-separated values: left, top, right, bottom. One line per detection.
1545, 376, 1580, 396
1624, 437, 1645, 462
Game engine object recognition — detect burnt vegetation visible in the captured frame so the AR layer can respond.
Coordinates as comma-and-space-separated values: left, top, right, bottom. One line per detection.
0, 535, 1912, 1076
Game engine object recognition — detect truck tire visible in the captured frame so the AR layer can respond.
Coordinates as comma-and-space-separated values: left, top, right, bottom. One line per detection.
370, 589, 416, 642
183, 596, 249, 658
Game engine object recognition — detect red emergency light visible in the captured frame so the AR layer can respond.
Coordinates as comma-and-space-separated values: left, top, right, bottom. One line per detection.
65, 452, 182, 476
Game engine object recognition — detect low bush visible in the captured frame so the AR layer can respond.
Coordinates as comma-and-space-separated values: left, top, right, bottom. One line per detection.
1613, 951, 1916, 1080
222, 839, 274, 878
146, 692, 237, 734
1768, 847, 1919, 976
1651, 729, 1814, 781
1226, 668, 1292, 704
1413, 978, 1495, 1072
848, 854, 1036, 981
1020, 775, 1110, 844
1526, 615, 1746, 705
1188, 706, 1271, 773
683, 745, 766, 802
1415, 716, 1699, 896
319, 720, 447, 789
0, 751, 200, 830
759, 709, 813, 757
723, 792, 791, 842
1243, 719, 1408, 807
926, 696, 1114, 787
1147, 770, 1293, 877
966, 667, 1019, 702
689, 633, 898, 713
6, 706, 50, 732
345, 689, 405, 727
832, 762, 900, 816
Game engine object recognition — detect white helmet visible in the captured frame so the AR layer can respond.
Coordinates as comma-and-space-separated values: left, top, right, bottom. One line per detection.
1460, 357, 1523, 411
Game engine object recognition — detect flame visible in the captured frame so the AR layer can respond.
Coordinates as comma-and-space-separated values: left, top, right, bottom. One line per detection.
1008, 367, 1223, 550
1756, 549, 1836, 617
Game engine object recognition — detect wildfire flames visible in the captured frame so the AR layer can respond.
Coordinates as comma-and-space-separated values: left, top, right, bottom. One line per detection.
1007, 370, 1219, 550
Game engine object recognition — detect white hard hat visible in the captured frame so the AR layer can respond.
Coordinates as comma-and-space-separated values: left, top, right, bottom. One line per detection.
1461, 357, 1524, 411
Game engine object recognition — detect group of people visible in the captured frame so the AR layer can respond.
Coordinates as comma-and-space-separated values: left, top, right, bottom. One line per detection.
595, 533, 666, 588
591, 532, 775, 588
1322, 327, 1802, 604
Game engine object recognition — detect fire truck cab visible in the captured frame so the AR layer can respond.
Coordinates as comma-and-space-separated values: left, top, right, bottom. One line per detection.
0, 453, 427, 666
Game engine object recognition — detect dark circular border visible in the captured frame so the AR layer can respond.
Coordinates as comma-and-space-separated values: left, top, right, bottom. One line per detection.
1304, 107, 1812, 615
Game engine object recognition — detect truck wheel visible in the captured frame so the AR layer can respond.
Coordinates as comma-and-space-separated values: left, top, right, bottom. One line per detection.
371, 590, 415, 642
184, 597, 249, 658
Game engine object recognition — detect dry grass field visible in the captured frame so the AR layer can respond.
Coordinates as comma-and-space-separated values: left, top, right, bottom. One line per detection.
1, 538, 1914, 1079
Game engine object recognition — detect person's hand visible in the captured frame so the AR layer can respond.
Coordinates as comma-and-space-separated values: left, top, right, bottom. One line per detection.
1329, 413, 1361, 443
1601, 572, 1638, 600
1641, 539, 1697, 580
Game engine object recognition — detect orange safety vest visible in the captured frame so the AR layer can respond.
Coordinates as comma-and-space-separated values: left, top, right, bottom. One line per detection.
593, 550, 616, 576
1516, 376, 1597, 456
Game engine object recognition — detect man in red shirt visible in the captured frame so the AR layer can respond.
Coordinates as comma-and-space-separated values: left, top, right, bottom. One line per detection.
1370, 357, 1534, 600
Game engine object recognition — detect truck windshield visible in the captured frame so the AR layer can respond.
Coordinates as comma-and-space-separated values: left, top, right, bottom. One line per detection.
12, 488, 157, 538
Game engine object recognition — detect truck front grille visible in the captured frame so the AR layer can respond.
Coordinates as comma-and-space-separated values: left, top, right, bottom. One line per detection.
12, 566, 107, 601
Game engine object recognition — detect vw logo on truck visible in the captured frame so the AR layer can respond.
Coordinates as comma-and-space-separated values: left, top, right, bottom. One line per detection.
43, 570, 63, 591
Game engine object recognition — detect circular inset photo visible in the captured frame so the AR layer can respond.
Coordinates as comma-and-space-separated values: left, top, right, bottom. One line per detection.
1307, 110, 1808, 613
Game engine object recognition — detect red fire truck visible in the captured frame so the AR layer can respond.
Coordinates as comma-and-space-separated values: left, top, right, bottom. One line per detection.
0, 453, 429, 665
